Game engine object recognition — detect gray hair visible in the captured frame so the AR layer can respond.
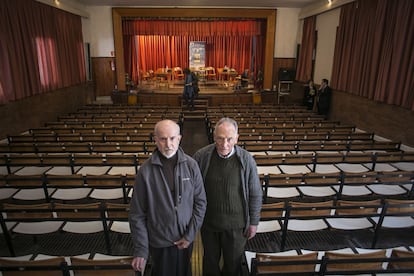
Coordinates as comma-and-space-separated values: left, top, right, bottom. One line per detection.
214, 117, 238, 134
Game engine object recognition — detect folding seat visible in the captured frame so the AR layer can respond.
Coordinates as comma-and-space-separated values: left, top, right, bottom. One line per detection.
105, 202, 130, 234
326, 199, 381, 231
263, 173, 301, 201
6, 174, 53, 202
70, 255, 134, 275
337, 171, 376, 198
257, 202, 284, 234
0, 256, 67, 276
244, 249, 299, 274
301, 172, 339, 199
251, 251, 318, 275
286, 200, 333, 232
73, 154, 110, 175
387, 249, 414, 270
46, 174, 91, 201
3, 203, 63, 235
369, 171, 411, 196
7, 154, 51, 176
377, 199, 414, 229
86, 174, 126, 201
55, 202, 105, 234
323, 250, 387, 274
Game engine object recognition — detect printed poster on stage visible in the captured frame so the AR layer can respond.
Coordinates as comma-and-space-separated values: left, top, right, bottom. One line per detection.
189, 41, 205, 70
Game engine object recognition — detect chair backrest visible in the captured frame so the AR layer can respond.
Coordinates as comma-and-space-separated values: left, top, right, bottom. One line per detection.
3, 203, 53, 219
336, 199, 381, 215
70, 256, 135, 276
324, 250, 386, 272
254, 252, 318, 273
387, 249, 414, 269
289, 200, 333, 216
0, 256, 66, 276
54, 202, 102, 219
385, 198, 414, 213
260, 202, 285, 219
105, 202, 130, 219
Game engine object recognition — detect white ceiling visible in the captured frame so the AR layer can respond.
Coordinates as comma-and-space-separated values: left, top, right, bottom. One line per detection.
75, 0, 321, 8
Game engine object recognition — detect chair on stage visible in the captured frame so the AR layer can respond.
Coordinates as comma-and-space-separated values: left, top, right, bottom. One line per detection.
205, 66, 216, 80
173, 67, 185, 80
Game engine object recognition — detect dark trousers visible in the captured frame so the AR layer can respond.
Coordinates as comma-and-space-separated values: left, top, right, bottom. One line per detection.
201, 227, 247, 276
149, 244, 193, 276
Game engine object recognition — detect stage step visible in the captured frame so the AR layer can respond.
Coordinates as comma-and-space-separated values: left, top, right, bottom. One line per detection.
181, 98, 208, 119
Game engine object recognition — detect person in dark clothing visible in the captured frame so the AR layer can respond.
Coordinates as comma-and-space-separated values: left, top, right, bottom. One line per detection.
193, 117, 262, 276
129, 119, 206, 276
316, 78, 332, 116
183, 68, 196, 110
303, 79, 316, 110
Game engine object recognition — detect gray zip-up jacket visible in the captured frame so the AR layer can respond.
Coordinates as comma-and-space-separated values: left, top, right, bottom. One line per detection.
193, 144, 262, 231
129, 148, 206, 258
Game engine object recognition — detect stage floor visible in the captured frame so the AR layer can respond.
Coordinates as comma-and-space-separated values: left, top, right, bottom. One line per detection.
137, 79, 250, 94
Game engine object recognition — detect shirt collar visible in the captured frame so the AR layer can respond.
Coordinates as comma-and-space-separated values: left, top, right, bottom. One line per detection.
217, 146, 235, 159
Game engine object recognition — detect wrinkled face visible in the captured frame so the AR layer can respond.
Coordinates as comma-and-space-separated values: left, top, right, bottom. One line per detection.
214, 121, 239, 157
154, 121, 181, 158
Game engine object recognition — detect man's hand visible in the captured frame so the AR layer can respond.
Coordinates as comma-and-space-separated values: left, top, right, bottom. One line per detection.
247, 225, 257, 239
174, 238, 190, 249
131, 257, 146, 272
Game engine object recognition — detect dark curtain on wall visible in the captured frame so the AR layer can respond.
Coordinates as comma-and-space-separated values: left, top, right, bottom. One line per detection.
296, 16, 316, 82
122, 19, 265, 84
0, 0, 86, 104
331, 0, 414, 111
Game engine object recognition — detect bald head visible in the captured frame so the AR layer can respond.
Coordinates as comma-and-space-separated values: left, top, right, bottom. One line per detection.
154, 120, 182, 158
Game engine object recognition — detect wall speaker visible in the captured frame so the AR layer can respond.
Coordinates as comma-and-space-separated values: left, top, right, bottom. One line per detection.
278, 68, 295, 81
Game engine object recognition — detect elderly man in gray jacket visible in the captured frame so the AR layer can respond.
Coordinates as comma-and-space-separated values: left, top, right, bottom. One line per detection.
193, 117, 262, 276
129, 119, 206, 276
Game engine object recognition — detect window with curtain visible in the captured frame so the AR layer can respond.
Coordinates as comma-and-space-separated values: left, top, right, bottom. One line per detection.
122, 19, 265, 85
331, 0, 414, 111
0, 0, 86, 104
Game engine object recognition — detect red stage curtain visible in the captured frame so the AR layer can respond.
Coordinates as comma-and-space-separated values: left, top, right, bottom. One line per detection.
0, 0, 86, 104
331, 0, 414, 110
122, 19, 265, 84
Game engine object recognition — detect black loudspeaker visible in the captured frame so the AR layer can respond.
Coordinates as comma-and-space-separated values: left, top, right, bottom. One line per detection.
278, 68, 295, 81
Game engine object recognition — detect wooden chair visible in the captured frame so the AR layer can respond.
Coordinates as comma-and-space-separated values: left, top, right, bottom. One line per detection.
70, 256, 135, 276
105, 202, 131, 233
55, 202, 104, 234
205, 66, 216, 80
387, 249, 414, 269
326, 199, 380, 230
3, 203, 63, 235
252, 252, 318, 274
324, 250, 386, 272
173, 67, 184, 80
0, 256, 67, 276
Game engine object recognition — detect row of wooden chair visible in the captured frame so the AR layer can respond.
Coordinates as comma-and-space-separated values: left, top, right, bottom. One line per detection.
253, 151, 414, 172
261, 171, 414, 202
0, 142, 155, 155
248, 247, 414, 275
257, 198, 414, 251
1, 153, 151, 175
1, 202, 131, 256
243, 140, 401, 153
0, 254, 137, 276
0, 173, 136, 204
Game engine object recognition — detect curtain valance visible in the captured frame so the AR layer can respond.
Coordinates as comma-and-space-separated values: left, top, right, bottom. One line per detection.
122, 19, 265, 36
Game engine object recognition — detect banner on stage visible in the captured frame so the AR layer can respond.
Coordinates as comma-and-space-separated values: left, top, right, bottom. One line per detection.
189, 41, 205, 70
